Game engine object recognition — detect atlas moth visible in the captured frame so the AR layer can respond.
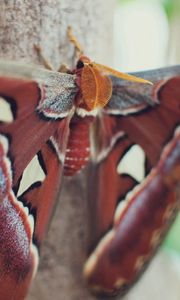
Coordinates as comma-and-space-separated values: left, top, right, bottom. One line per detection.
0, 26, 179, 300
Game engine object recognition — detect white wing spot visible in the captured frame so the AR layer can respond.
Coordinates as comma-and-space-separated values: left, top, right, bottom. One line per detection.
17, 155, 45, 197
0, 97, 14, 122
117, 144, 145, 182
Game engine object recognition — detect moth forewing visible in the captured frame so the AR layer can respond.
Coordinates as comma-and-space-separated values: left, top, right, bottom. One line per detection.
0, 60, 78, 119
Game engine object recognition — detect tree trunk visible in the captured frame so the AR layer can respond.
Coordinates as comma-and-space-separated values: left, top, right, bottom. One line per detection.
0, 1, 115, 299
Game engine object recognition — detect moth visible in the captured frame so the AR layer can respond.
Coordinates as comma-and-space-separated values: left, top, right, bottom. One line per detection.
0, 27, 179, 300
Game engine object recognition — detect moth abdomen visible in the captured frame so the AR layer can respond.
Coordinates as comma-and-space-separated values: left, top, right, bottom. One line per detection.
64, 116, 94, 176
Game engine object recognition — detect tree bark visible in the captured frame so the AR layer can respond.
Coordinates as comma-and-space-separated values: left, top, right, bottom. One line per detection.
0, 1, 115, 299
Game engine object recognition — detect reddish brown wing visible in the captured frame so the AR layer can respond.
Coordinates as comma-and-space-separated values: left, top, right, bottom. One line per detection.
85, 68, 180, 296
0, 76, 70, 299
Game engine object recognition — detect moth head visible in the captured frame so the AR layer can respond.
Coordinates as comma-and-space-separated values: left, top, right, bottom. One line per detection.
76, 55, 92, 69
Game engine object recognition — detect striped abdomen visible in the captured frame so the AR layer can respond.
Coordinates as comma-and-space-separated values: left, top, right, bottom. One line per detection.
64, 116, 94, 176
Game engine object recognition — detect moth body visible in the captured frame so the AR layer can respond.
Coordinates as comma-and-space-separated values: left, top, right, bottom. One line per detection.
62, 55, 153, 175
64, 116, 94, 176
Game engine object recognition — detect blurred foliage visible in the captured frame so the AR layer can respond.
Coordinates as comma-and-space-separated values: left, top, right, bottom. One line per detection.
162, 0, 180, 20
118, 0, 180, 20
164, 214, 180, 254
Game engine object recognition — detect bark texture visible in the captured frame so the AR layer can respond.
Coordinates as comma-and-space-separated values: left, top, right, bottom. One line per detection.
0, 1, 115, 299
0, 0, 115, 67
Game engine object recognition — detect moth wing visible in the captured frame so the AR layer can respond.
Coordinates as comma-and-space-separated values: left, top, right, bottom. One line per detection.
0, 60, 77, 124
106, 65, 180, 115
85, 67, 180, 295
0, 72, 71, 299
